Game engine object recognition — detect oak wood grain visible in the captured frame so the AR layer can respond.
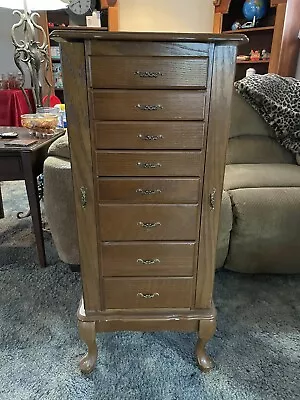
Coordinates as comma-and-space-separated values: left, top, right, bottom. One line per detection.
195, 44, 237, 309
94, 121, 206, 150
60, 42, 101, 313
96, 319, 199, 332
87, 41, 210, 57
96, 151, 204, 177
101, 242, 196, 277
99, 204, 198, 241
88, 56, 208, 89
92, 90, 206, 121
103, 277, 194, 309
98, 178, 201, 203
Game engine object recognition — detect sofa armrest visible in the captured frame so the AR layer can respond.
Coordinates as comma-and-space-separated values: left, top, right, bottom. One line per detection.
48, 133, 70, 160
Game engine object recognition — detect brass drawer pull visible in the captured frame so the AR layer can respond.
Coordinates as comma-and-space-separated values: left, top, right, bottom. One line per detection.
209, 188, 217, 211
136, 104, 163, 111
137, 258, 160, 265
138, 134, 164, 141
137, 222, 161, 229
135, 71, 163, 78
137, 292, 160, 299
136, 188, 162, 195
80, 186, 87, 209
137, 162, 161, 169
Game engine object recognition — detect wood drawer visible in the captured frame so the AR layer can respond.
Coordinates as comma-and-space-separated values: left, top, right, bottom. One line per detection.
104, 277, 193, 309
88, 56, 208, 89
96, 151, 204, 177
87, 41, 210, 57
92, 90, 206, 121
98, 178, 200, 203
94, 121, 206, 150
101, 242, 196, 277
99, 204, 198, 241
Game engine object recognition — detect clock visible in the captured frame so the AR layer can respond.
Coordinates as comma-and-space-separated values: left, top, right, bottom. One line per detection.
68, 0, 96, 15
67, 0, 97, 26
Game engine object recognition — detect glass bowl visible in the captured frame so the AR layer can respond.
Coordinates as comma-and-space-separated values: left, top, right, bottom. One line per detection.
21, 113, 58, 136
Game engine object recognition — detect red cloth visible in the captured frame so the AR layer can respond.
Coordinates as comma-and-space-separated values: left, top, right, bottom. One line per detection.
0, 89, 35, 127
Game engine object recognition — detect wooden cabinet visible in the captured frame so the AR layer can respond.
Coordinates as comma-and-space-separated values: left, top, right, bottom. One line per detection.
214, 0, 300, 80
52, 29, 246, 373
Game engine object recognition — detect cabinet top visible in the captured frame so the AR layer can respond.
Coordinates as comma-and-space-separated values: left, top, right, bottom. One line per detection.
51, 28, 248, 46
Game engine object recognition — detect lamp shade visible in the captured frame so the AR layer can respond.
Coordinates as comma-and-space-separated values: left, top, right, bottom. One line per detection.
0, 0, 68, 10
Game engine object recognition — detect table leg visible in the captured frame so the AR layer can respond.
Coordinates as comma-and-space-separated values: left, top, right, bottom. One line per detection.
21, 152, 46, 267
0, 184, 4, 219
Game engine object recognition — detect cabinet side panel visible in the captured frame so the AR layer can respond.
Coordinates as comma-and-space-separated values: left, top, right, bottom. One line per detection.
195, 44, 237, 309
60, 42, 101, 313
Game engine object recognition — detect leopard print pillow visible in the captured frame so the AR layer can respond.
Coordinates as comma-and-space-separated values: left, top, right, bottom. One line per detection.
234, 74, 300, 155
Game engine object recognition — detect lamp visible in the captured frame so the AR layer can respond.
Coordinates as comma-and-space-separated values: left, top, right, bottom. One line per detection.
0, 0, 68, 110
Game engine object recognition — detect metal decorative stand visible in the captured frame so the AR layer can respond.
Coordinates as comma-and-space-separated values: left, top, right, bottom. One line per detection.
11, 2, 52, 110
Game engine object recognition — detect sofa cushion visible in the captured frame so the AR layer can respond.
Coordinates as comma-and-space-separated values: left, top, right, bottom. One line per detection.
227, 136, 295, 165
224, 187, 300, 274
48, 134, 70, 160
224, 164, 300, 190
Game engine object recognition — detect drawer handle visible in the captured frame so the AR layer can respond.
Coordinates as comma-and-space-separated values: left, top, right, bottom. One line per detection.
136, 189, 162, 195
209, 188, 217, 211
80, 186, 87, 209
137, 221, 161, 229
137, 258, 161, 265
137, 162, 161, 169
137, 292, 160, 299
138, 134, 164, 141
135, 71, 163, 78
136, 104, 163, 112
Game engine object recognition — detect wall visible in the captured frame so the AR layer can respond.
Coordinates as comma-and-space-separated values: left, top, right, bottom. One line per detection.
118, 0, 214, 33
0, 8, 18, 76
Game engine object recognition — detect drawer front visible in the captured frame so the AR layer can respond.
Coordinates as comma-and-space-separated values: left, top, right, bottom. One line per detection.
96, 151, 204, 177
92, 90, 206, 121
88, 41, 210, 57
95, 121, 205, 150
104, 277, 193, 309
98, 178, 200, 203
89, 56, 208, 89
101, 242, 195, 277
99, 205, 198, 241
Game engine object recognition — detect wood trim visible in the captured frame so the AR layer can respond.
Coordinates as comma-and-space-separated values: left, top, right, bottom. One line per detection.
213, 12, 223, 33
269, 3, 286, 73
37, 12, 55, 99
215, 0, 231, 14
60, 42, 102, 314
271, 0, 287, 6
108, 5, 119, 31
276, 0, 300, 76
195, 44, 237, 309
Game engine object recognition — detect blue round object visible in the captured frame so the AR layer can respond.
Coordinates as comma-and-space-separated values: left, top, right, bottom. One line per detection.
243, 0, 267, 21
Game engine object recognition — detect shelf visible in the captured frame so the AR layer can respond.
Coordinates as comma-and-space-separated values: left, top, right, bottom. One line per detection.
223, 26, 274, 34
236, 60, 270, 64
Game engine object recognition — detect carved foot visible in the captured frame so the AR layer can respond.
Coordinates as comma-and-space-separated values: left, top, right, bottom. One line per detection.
196, 317, 216, 372
78, 320, 98, 374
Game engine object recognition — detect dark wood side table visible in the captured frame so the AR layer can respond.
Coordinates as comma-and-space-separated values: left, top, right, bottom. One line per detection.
0, 127, 65, 267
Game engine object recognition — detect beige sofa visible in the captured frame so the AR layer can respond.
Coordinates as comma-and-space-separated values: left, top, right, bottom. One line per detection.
44, 91, 300, 273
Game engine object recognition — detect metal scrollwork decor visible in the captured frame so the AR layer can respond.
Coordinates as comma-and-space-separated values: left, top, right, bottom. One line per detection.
11, 4, 52, 109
